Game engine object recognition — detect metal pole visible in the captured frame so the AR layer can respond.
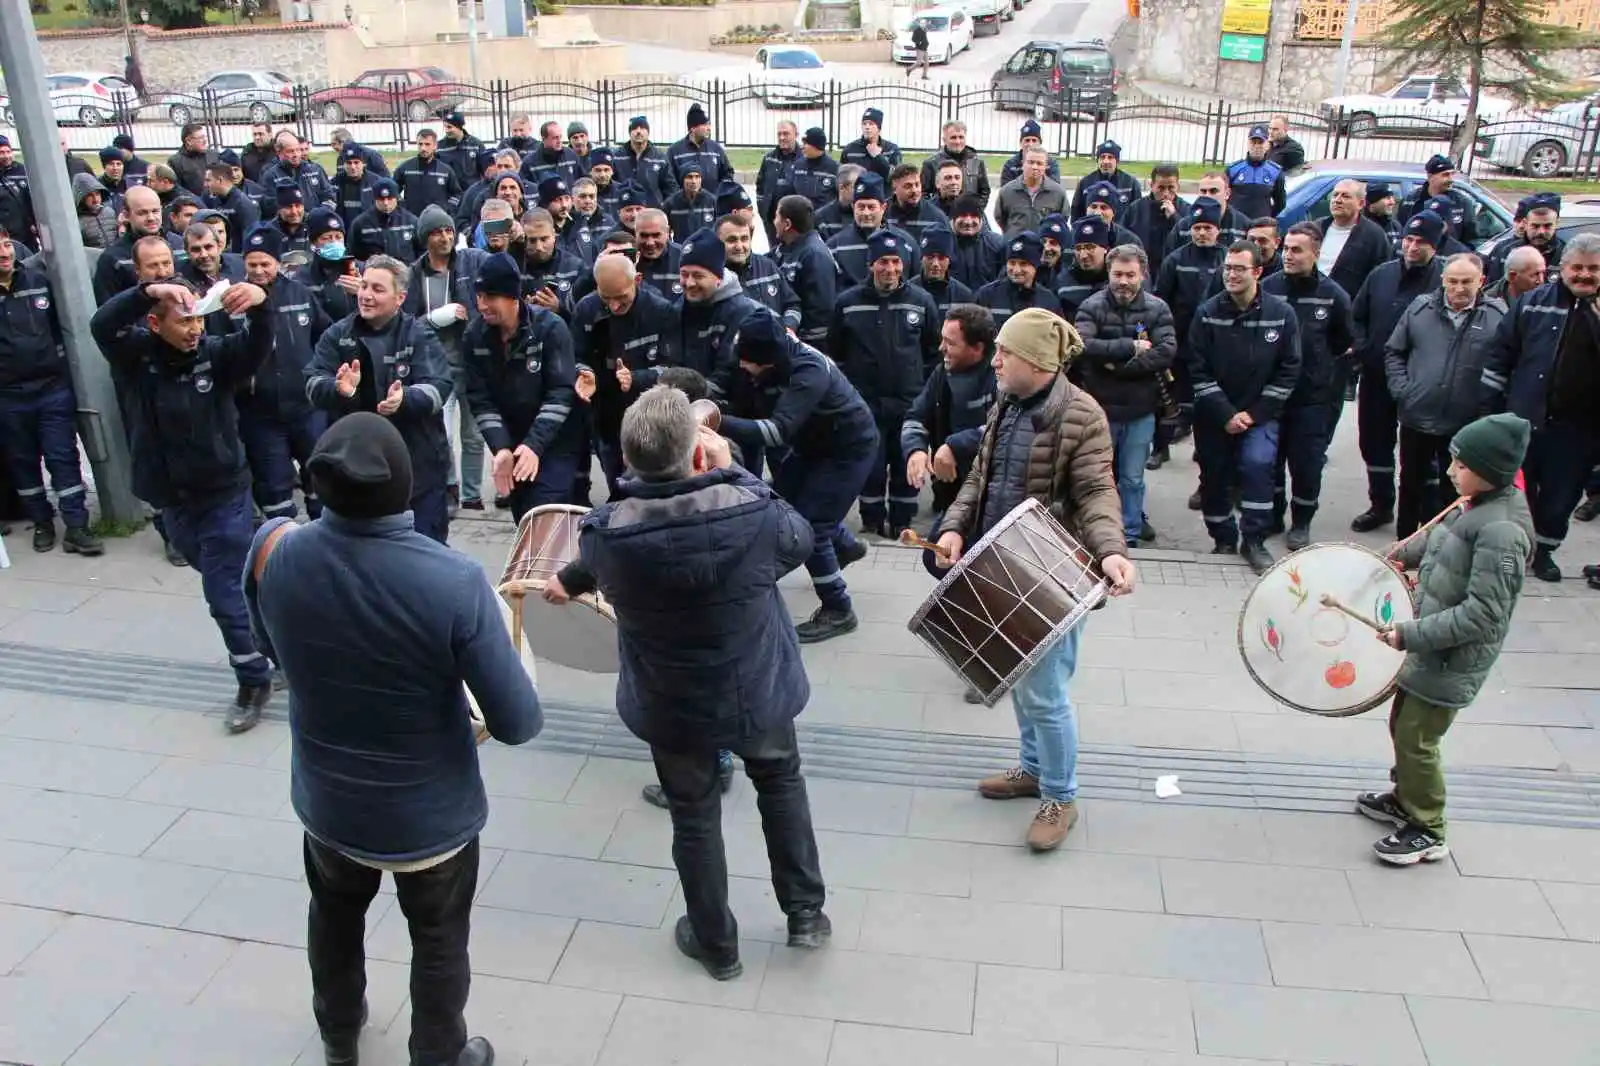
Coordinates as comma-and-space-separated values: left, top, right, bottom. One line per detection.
0, 0, 142, 526
1332, 0, 1361, 99
467, 0, 480, 83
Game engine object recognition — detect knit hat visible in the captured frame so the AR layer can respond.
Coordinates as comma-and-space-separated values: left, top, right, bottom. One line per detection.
951, 194, 984, 219
113, 133, 135, 151
476, 148, 499, 175
1095, 140, 1121, 160
618, 185, 645, 209
733, 309, 786, 364
0, 135, 9, 149
341, 144, 363, 162
1020, 119, 1041, 140
372, 178, 398, 199
309, 412, 414, 521
679, 161, 703, 179
803, 127, 827, 150
538, 176, 570, 206
1072, 215, 1112, 248
867, 229, 904, 264
417, 203, 455, 241
679, 228, 726, 275
1365, 180, 1394, 202
567, 121, 588, 138
98, 146, 121, 163
589, 147, 614, 169
475, 252, 523, 300
862, 107, 884, 128
1450, 413, 1531, 490
243, 225, 285, 260
921, 227, 954, 258
687, 102, 710, 129
1422, 196, 1459, 232
1085, 181, 1117, 208
1520, 191, 1561, 217
853, 174, 886, 204
439, 109, 466, 131
716, 180, 752, 214
996, 307, 1083, 373
1404, 210, 1446, 249
628, 115, 649, 132
1005, 231, 1043, 268
274, 182, 303, 208
216, 148, 241, 167
1425, 153, 1455, 175
307, 207, 344, 242
1190, 196, 1223, 227
1037, 213, 1068, 244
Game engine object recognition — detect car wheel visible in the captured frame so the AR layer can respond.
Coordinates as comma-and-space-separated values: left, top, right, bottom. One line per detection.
1522, 139, 1567, 178
406, 99, 431, 121
79, 106, 104, 127
169, 103, 192, 126
1348, 112, 1378, 137
248, 102, 272, 124
321, 101, 346, 123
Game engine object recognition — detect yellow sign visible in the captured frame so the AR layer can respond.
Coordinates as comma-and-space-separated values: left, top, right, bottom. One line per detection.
1221, 0, 1272, 35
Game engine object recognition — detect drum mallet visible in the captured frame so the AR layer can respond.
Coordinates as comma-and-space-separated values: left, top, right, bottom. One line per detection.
897, 528, 953, 562
1385, 496, 1467, 560
1318, 594, 1387, 634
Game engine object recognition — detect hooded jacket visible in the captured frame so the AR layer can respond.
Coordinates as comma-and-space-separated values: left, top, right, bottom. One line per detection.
73, 172, 119, 250
675, 271, 763, 399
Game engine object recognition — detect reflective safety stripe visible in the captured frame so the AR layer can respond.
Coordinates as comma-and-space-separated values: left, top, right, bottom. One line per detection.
1536, 534, 1563, 548
1240, 500, 1275, 511
229, 651, 266, 664
757, 419, 783, 447
412, 383, 444, 410
263, 500, 297, 516
1365, 465, 1395, 474
858, 494, 886, 504
17, 486, 45, 497
811, 571, 844, 587
1202, 513, 1234, 523
56, 485, 85, 498
1198, 317, 1288, 328
1289, 495, 1319, 507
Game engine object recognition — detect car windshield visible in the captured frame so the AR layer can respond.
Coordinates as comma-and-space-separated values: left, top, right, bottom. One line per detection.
421, 67, 456, 82
913, 16, 949, 29
1058, 49, 1111, 73
770, 51, 823, 69
266, 72, 293, 84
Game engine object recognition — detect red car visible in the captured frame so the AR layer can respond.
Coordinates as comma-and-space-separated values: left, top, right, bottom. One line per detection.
310, 67, 464, 122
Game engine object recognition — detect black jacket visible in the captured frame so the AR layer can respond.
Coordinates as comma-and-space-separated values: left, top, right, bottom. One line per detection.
667, 136, 736, 189
1070, 168, 1141, 220
167, 147, 219, 196
828, 281, 941, 419
1398, 186, 1478, 243
1262, 268, 1355, 409
437, 133, 486, 188
393, 155, 462, 217
950, 229, 1005, 290
720, 330, 878, 461
1168, 205, 1251, 260
900, 358, 995, 511
520, 246, 589, 320
1155, 241, 1227, 351
571, 284, 679, 438
840, 136, 902, 180
349, 206, 420, 263
1352, 256, 1445, 371
1072, 286, 1178, 422
90, 284, 270, 507
886, 197, 948, 246
518, 145, 582, 188
0, 264, 68, 394
732, 255, 803, 331
637, 244, 684, 303
1480, 279, 1597, 428
1187, 289, 1302, 427
1122, 195, 1191, 263
1056, 264, 1108, 319
1486, 234, 1565, 284
913, 274, 974, 323
462, 302, 580, 458
179, 254, 249, 336
1268, 137, 1306, 171
205, 185, 260, 253
297, 255, 360, 322
974, 278, 1064, 327
260, 160, 335, 210
0, 164, 31, 247
827, 222, 921, 287
675, 273, 763, 400
237, 272, 331, 420
1317, 214, 1393, 301
920, 147, 990, 205
614, 142, 679, 208
664, 189, 718, 243
776, 231, 840, 347
91, 229, 186, 303
813, 200, 851, 243
756, 145, 800, 235
333, 171, 382, 228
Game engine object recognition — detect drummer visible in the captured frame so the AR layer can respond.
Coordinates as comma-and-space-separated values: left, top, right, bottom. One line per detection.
934, 308, 1135, 852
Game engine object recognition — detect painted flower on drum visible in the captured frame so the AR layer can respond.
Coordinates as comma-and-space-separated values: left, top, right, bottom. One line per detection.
1262, 618, 1284, 661
1375, 591, 1395, 627
1286, 566, 1308, 611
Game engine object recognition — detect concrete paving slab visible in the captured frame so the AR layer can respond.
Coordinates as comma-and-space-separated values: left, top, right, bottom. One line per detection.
1189, 982, 1426, 1066
973, 963, 1194, 1053
759, 946, 977, 1033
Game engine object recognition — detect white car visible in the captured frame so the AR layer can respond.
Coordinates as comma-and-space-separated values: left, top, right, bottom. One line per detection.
1320, 73, 1511, 137
1477, 96, 1599, 178
747, 46, 828, 108
893, 7, 975, 66
28, 71, 143, 127
963, 0, 1013, 36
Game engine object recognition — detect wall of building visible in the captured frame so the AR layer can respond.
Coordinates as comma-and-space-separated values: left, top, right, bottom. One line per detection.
323, 32, 626, 82
563, 0, 801, 47
39, 25, 335, 90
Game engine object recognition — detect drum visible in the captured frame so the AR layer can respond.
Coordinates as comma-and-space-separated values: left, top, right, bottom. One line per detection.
497, 504, 620, 674
1237, 542, 1418, 717
907, 499, 1108, 707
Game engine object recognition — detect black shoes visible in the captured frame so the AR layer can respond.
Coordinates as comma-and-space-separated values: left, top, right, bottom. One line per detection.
162, 537, 189, 567
836, 538, 868, 569
674, 915, 742, 981
1240, 540, 1274, 576
796, 606, 857, 644
1187, 489, 1202, 511
641, 757, 734, 809
321, 997, 368, 1065
963, 688, 985, 704
1285, 524, 1311, 552
1355, 790, 1408, 828
1574, 494, 1599, 522
1350, 508, 1392, 533
32, 522, 56, 552
1145, 447, 1168, 471
1210, 542, 1237, 556
786, 908, 832, 949
1531, 548, 1562, 583
226, 682, 271, 734
62, 526, 104, 556
1138, 521, 1157, 544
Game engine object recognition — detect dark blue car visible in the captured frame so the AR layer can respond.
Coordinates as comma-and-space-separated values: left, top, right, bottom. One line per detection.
1277, 160, 1514, 248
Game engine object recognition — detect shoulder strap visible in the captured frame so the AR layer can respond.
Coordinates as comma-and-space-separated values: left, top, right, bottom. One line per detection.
251, 522, 296, 584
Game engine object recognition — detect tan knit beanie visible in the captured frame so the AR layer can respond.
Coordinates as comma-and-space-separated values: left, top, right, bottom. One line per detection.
995, 308, 1083, 373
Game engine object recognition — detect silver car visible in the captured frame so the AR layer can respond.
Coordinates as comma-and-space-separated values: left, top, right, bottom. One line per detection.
1477, 96, 1599, 178
166, 70, 298, 126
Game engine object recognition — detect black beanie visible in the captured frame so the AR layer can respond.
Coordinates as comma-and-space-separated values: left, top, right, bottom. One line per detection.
308, 412, 413, 520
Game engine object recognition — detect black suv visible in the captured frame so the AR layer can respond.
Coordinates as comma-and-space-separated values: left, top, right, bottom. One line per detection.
991, 39, 1118, 122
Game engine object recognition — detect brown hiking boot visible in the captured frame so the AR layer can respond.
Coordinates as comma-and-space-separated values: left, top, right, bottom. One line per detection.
1026, 799, 1078, 852
978, 766, 1040, 800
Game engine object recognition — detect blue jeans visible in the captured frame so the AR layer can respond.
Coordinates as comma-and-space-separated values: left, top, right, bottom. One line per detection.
1109, 415, 1155, 541
1011, 623, 1084, 803
162, 487, 273, 687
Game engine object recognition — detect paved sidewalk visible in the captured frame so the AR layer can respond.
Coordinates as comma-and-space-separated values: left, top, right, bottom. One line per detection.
1, 417, 1598, 1064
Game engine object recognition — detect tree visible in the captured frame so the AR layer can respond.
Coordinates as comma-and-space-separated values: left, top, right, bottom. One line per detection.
86, 0, 215, 30
1378, 0, 1590, 159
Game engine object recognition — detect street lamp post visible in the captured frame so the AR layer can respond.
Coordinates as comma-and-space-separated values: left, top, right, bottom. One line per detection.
1333, 0, 1361, 99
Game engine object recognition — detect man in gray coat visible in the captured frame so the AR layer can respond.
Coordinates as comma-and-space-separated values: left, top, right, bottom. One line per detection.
1385, 253, 1506, 539
993, 148, 1066, 240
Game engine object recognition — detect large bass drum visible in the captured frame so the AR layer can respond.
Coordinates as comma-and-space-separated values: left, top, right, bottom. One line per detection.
497, 504, 619, 674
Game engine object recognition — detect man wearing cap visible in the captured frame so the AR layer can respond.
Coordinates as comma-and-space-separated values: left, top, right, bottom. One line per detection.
111, 132, 151, 181
826, 174, 920, 287
347, 179, 418, 263
1080, 183, 1144, 251
0, 137, 34, 248
1056, 216, 1112, 318
395, 129, 464, 219
331, 144, 381, 229
1033, 214, 1068, 290
812, 163, 861, 243
714, 180, 755, 231
664, 164, 720, 244
1070, 140, 1140, 222
237, 224, 332, 525
1121, 165, 1189, 275
98, 145, 139, 200
1266, 115, 1306, 172
203, 161, 259, 254
1262, 222, 1355, 549
328, 128, 388, 177
91, 273, 279, 730
584, 150, 623, 217
757, 122, 802, 246
674, 227, 763, 403
671, 103, 737, 189
1488, 193, 1564, 283
218, 148, 268, 216
773, 195, 841, 351
920, 121, 991, 207
180, 220, 249, 337
1001, 120, 1061, 188
994, 148, 1067, 240
1349, 210, 1447, 534
519, 120, 581, 189
617, 116, 679, 209
902, 303, 996, 544
1188, 239, 1302, 574
791, 130, 840, 213
1480, 231, 1600, 583
1225, 126, 1287, 221
947, 195, 1005, 290
913, 228, 974, 320
92, 185, 185, 303
292, 204, 357, 323
1399, 155, 1477, 243
536, 176, 585, 261
567, 121, 594, 176
976, 232, 1063, 326
1416, 196, 1473, 258
1364, 181, 1402, 240
1315, 178, 1392, 302
521, 206, 589, 320
1156, 195, 1230, 378
1167, 171, 1250, 257
434, 109, 485, 188
461, 251, 582, 518
935, 307, 1134, 850
840, 108, 903, 181
830, 229, 941, 538
266, 184, 315, 261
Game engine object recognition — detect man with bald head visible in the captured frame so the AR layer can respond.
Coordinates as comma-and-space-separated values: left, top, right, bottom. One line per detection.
1485, 245, 1546, 305
1316, 178, 1392, 301
93, 184, 185, 302
570, 252, 680, 497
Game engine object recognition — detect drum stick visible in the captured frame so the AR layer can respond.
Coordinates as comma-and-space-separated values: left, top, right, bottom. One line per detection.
897, 527, 952, 561
1319, 594, 1386, 634
1386, 496, 1468, 559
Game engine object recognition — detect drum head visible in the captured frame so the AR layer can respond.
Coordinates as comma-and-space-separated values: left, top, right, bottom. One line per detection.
520, 592, 620, 674
1238, 542, 1417, 716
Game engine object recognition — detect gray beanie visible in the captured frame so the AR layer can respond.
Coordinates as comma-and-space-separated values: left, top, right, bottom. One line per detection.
417, 204, 455, 242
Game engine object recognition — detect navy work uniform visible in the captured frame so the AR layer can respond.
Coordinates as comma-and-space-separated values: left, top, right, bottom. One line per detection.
1224, 137, 1286, 219
664, 184, 718, 245
1155, 198, 1230, 433
521, 245, 589, 321
731, 253, 803, 332
776, 227, 840, 351
571, 283, 679, 497
975, 232, 1064, 328
901, 353, 995, 537
755, 142, 798, 244
348, 189, 419, 262
615, 125, 679, 209
393, 152, 462, 218
205, 182, 259, 254
840, 109, 902, 180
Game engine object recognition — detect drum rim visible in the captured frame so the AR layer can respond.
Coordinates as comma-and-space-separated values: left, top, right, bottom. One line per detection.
521, 503, 593, 520
518, 590, 620, 673
1235, 540, 1415, 718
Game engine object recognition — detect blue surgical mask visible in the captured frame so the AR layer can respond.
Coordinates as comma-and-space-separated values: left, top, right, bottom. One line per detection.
316, 242, 346, 261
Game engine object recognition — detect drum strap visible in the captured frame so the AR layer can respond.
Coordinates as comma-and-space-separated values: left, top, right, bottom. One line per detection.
251, 521, 296, 584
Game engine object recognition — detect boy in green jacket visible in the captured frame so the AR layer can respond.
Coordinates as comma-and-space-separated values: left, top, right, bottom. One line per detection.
1357, 412, 1534, 865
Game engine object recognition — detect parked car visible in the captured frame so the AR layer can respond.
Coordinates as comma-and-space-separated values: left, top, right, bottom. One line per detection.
991, 39, 1118, 122
893, 7, 975, 66
309, 67, 463, 123
1478, 198, 1600, 259
965, 0, 1013, 37
1320, 73, 1513, 137
746, 46, 828, 108
11, 71, 143, 127
164, 70, 297, 126
1476, 96, 1600, 178
1276, 160, 1514, 248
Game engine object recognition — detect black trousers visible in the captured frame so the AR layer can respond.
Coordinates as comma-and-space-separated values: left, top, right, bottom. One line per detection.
651, 719, 825, 960
1357, 362, 1399, 511
1396, 425, 1455, 540
304, 833, 479, 1066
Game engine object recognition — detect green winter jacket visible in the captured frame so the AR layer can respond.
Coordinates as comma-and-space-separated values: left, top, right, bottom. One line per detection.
1392, 485, 1533, 709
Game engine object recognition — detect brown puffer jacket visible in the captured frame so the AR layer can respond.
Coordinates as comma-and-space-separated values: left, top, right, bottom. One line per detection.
938, 372, 1127, 562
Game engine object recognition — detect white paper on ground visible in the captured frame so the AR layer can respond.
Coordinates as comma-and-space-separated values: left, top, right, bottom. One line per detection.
183, 279, 231, 318
1154, 775, 1182, 799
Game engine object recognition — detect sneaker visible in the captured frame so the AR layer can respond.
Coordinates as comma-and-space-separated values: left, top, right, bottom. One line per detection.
1138, 521, 1157, 544
1187, 489, 1202, 510
62, 526, 104, 556
1532, 548, 1562, 583
836, 538, 868, 569
1241, 540, 1274, 576
978, 766, 1040, 800
1285, 524, 1311, 552
226, 682, 271, 734
1026, 799, 1078, 852
796, 606, 857, 644
674, 915, 742, 980
1354, 790, 1408, 828
1584, 563, 1600, 580
162, 538, 190, 567
1372, 824, 1449, 866
1350, 508, 1393, 533
32, 522, 57, 552
1574, 494, 1600, 522
786, 908, 832, 949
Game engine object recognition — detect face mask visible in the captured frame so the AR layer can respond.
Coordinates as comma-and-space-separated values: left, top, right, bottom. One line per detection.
316, 242, 346, 261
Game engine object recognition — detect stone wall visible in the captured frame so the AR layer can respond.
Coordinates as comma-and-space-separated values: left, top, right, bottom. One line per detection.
40, 25, 335, 91
563, 0, 801, 47
323, 32, 626, 82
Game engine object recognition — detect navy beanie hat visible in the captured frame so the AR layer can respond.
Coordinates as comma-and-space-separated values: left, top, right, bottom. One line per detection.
679, 228, 726, 275
475, 252, 524, 300
1005, 231, 1043, 268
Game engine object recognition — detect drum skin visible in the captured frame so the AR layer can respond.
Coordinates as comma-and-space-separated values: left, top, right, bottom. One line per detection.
498, 505, 620, 675
1238, 542, 1418, 717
